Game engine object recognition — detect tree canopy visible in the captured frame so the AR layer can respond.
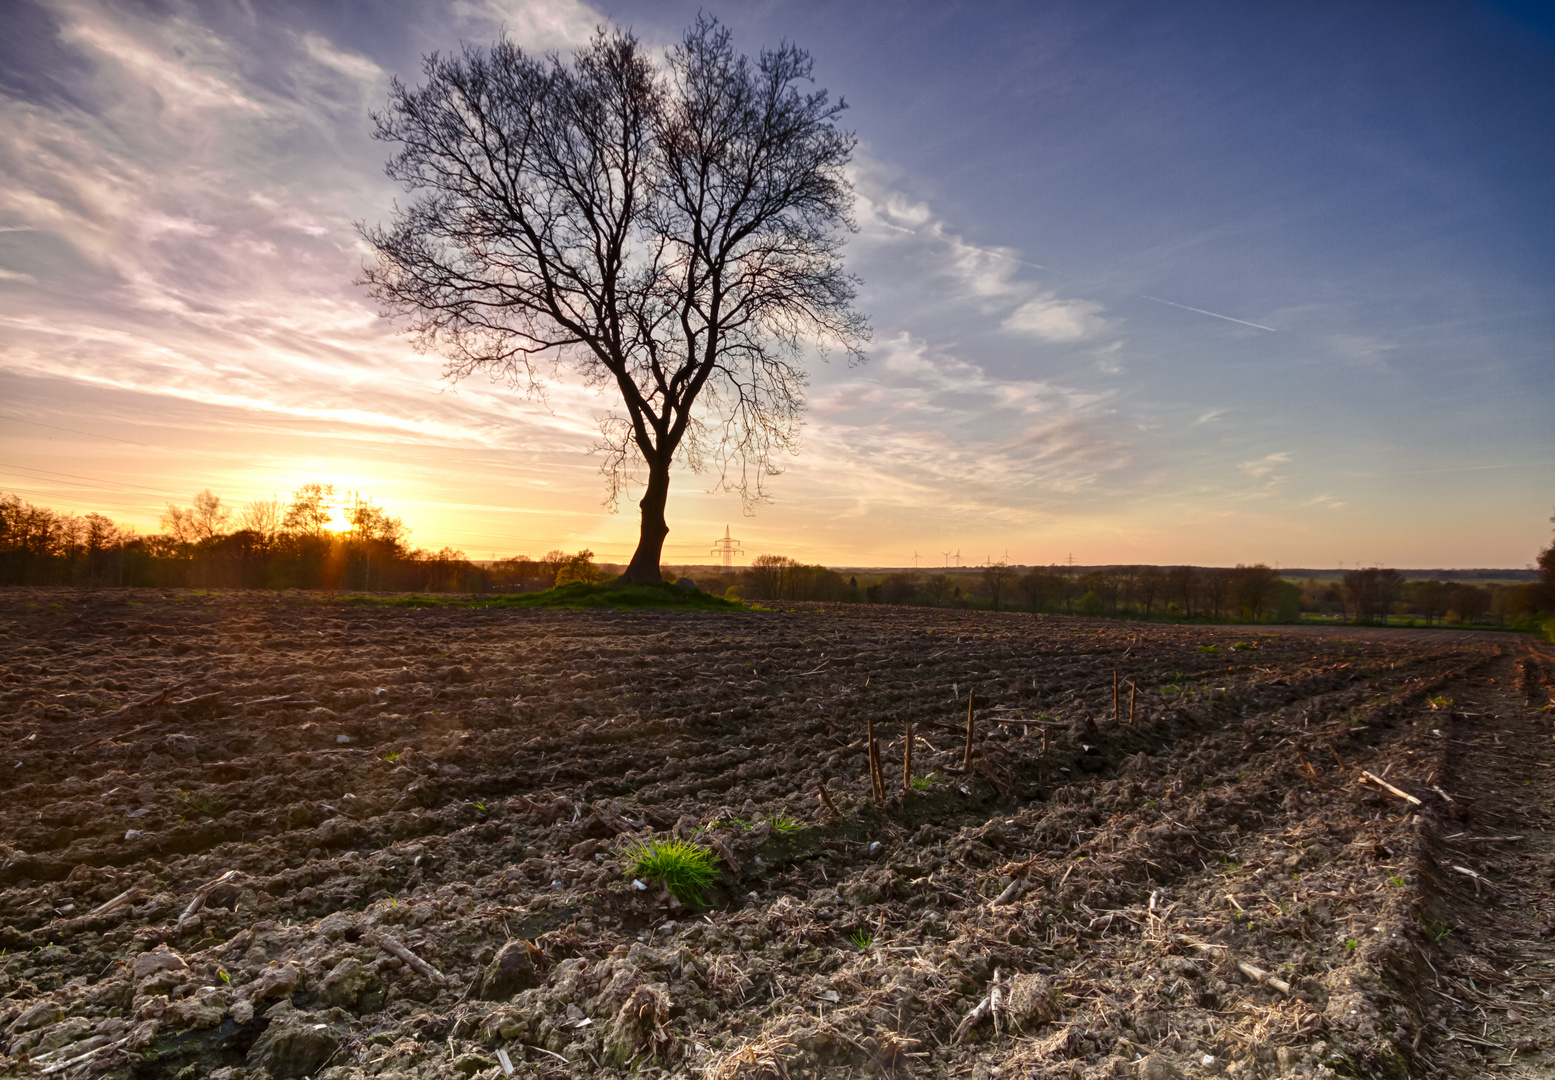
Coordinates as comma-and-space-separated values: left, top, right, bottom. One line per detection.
361, 17, 867, 582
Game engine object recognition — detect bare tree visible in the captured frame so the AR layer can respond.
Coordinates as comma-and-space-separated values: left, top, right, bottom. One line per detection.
1136, 565, 1164, 615
1449, 583, 1490, 625
1166, 565, 1199, 618
283, 484, 337, 539
1016, 569, 1050, 613
1412, 579, 1447, 626
1199, 567, 1232, 619
744, 553, 797, 602
361, 18, 867, 584
981, 560, 1019, 611
925, 573, 955, 606
239, 497, 285, 549
161, 490, 231, 545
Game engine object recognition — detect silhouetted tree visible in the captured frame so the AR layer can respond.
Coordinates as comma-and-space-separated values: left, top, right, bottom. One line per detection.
161, 490, 231, 545
981, 560, 1018, 611
283, 483, 337, 539
1449, 583, 1490, 625
1016, 569, 1049, 613
1413, 580, 1448, 626
1538, 509, 1555, 611
1202, 567, 1233, 619
1232, 564, 1281, 620
1163, 566, 1196, 618
744, 554, 797, 602
925, 573, 955, 606
361, 18, 867, 583
1136, 565, 1164, 615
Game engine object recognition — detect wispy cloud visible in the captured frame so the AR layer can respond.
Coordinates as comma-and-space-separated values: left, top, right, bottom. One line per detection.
1240, 451, 1291, 478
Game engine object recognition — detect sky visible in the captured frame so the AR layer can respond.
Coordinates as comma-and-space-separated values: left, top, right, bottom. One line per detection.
1, 0, 1552, 569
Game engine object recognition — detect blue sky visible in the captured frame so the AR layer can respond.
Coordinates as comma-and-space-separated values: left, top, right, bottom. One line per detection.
0, 0, 1550, 567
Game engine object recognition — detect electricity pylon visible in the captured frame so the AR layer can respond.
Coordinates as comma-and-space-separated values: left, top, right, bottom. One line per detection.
711, 526, 743, 568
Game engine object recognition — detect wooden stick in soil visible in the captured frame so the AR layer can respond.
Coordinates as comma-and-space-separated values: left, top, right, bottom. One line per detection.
1113, 669, 1119, 723
962, 690, 977, 771
369, 929, 449, 985
1360, 769, 1422, 806
86, 886, 144, 918
1129, 682, 1137, 724
1237, 960, 1292, 995
1329, 746, 1349, 771
866, 718, 884, 803
817, 780, 840, 821
902, 722, 914, 794
1294, 747, 1319, 780
119, 677, 195, 712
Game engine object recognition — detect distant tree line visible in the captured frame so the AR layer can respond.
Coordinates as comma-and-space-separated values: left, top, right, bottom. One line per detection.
6, 488, 1552, 632
701, 548, 1554, 630
0, 487, 478, 591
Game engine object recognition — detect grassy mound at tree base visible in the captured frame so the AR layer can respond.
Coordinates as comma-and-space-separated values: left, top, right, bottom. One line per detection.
347, 579, 746, 611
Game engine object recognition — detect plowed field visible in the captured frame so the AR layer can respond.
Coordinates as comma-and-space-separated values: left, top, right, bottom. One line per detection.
1, 589, 1552, 1079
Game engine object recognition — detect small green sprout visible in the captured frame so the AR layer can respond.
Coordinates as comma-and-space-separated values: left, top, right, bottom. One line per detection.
1389, 874, 1407, 888
383, 751, 402, 763
1424, 920, 1453, 942
1345, 938, 1359, 953
617, 837, 720, 907
769, 814, 804, 833
218, 970, 230, 985
849, 929, 874, 950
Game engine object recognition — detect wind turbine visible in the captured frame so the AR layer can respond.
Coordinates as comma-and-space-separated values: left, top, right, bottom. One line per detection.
940, 550, 952, 568
912, 551, 920, 568
954, 549, 962, 568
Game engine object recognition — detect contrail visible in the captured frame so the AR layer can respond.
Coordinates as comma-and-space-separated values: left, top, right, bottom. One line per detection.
1140, 295, 1278, 332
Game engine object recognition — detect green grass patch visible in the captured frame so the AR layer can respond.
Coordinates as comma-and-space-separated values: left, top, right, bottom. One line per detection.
769, 813, 805, 833
618, 837, 721, 906
346, 580, 746, 612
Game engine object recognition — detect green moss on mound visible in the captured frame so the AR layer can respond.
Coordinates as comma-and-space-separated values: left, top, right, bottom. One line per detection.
347, 580, 745, 612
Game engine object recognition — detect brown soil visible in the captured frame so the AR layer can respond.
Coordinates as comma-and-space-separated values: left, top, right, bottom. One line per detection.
0, 588, 1551, 1080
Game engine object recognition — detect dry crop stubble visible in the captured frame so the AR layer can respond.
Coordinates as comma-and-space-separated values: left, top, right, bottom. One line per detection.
0, 588, 1548, 1078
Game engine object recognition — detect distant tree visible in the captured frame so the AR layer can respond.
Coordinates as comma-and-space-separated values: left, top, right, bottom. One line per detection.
342, 493, 408, 546
239, 497, 285, 549
1412, 580, 1448, 626
925, 573, 955, 606
880, 572, 920, 605
1342, 567, 1401, 624
1166, 566, 1199, 618
744, 554, 798, 602
1136, 565, 1164, 615
1016, 569, 1049, 613
1449, 583, 1490, 625
283, 483, 337, 539
981, 560, 1019, 611
361, 18, 867, 584
1232, 564, 1281, 620
1115, 565, 1139, 612
555, 549, 601, 586
1538, 509, 1555, 610
1202, 567, 1233, 619
1343, 568, 1379, 623
161, 489, 231, 545
535, 550, 570, 585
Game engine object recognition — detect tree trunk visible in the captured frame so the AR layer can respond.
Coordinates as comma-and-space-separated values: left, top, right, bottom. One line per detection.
622, 462, 671, 584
